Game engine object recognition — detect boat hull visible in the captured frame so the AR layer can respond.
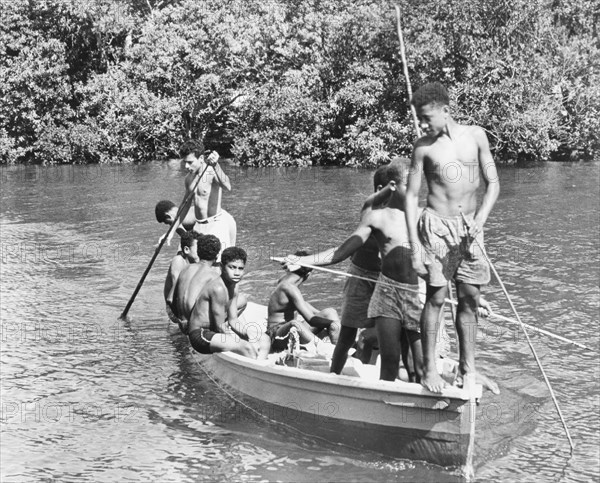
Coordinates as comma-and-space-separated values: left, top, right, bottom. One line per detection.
194, 350, 479, 473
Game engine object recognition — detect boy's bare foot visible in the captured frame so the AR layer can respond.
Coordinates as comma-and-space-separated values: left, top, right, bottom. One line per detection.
421, 371, 448, 393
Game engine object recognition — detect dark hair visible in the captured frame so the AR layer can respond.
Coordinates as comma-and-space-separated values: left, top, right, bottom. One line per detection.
221, 247, 247, 266
178, 139, 205, 158
197, 234, 221, 261
155, 200, 176, 223
410, 82, 449, 109
180, 231, 200, 250
373, 157, 410, 189
291, 250, 312, 278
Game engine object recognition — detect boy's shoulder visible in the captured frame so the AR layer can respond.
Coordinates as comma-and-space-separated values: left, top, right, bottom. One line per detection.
413, 135, 436, 150
452, 123, 487, 142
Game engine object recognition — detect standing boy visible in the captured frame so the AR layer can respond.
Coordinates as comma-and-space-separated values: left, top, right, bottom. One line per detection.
295, 159, 424, 381
167, 140, 236, 256
290, 167, 390, 374
188, 247, 270, 359
405, 82, 500, 393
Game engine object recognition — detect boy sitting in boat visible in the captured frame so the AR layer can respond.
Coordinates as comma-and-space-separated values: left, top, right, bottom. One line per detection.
164, 231, 200, 322
171, 234, 222, 334
188, 247, 271, 359
267, 252, 341, 353
405, 82, 499, 393
165, 140, 237, 259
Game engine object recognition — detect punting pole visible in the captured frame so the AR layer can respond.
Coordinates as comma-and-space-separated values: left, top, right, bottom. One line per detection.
459, 210, 575, 453
270, 256, 595, 353
395, 5, 422, 138
119, 160, 212, 320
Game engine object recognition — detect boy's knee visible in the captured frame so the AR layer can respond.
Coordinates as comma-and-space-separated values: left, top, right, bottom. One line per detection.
260, 332, 271, 349
322, 308, 338, 320
427, 291, 446, 308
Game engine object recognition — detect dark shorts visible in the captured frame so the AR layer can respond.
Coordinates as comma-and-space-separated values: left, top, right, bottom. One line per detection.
189, 328, 217, 354
418, 208, 490, 286
308, 315, 334, 328
340, 263, 378, 329
267, 322, 294, 353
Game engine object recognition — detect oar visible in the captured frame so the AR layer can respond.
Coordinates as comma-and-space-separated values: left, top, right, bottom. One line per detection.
120, 161, 211, 320
459, 210, 575, 453
270, 256, 594, 352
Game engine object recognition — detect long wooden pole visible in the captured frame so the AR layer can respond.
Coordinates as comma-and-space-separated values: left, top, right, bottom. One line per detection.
460, 211, 574, 453
120, 161, 211, 320
395, 5, 421, 138
270, 256, 594, 352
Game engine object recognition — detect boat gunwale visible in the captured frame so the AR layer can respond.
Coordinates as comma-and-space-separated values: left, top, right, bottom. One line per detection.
205, 351, 482, 401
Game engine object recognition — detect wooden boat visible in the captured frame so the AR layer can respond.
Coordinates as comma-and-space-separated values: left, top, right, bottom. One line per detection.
191, 302, 482, 477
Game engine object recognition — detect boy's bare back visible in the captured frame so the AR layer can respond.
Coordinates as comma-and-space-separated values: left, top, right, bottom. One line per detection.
188, 276, 228, 333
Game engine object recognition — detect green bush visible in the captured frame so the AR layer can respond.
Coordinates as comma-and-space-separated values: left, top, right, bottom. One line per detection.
0, 0, 597, 165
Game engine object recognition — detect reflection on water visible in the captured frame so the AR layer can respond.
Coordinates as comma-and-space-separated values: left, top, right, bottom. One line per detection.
1, 162, 598, 482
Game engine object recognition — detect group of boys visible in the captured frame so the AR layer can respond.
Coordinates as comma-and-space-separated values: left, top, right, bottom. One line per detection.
157, 82, 500, 395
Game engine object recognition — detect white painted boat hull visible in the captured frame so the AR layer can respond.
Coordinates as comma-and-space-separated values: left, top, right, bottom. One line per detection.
194, 348, 481, 474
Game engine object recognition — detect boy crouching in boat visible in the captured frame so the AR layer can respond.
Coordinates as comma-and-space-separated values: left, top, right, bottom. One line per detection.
188, 247, 271, 359
170, 234, 222, 334
267, 251, 341, 353
165, 231, 201, 321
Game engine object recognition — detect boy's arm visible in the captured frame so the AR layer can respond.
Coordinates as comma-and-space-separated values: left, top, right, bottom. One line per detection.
362, 181, 397, 210
405, 145, 427, 278
165, 260, 184, 305
210, 285, 231, 334
291, 214, 376, 267
223, 290, 247, 338
207, 152, 232, 191
283, 285, 318, 323
472, 127, 500, 237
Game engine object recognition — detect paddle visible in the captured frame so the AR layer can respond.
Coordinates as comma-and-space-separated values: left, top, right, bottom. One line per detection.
270, 256, 595, 353
460, 210, 575, 453
119, 160, 212, 320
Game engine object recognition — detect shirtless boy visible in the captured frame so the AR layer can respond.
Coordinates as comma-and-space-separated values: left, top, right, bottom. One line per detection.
164, 230, 200, 315
291, 181, 384, 373
155, 199, 196, 237
299, 159, 423, 381
405, 82, 500, 393
171, 234, 222, 333
267, 252, 341, 353
188, 247, 270, 359
167, 140, 236, 256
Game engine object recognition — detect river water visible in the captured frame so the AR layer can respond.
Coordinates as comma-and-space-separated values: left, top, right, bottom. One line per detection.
1, 161, 598, 482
